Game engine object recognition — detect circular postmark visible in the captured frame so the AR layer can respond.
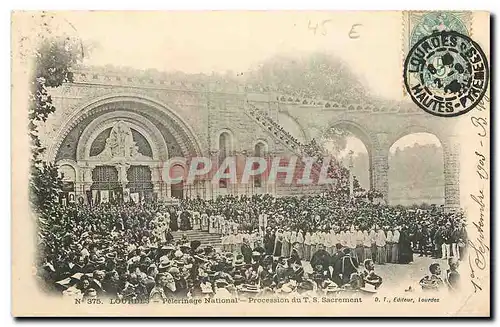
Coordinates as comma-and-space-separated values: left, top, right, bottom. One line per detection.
404, 30, 489, 117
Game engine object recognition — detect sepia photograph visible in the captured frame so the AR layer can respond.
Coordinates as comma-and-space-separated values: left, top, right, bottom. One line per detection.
10, 10, 490, 317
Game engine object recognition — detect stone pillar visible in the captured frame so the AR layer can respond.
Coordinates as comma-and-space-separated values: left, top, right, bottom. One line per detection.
166, 183, 172, 198
150, 164, 163, 200
371, 133, 389, 201
442, 138, 461, 212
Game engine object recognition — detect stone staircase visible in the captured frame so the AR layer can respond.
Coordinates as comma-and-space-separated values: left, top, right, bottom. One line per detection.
245, 101, 304, 155
245, 101, 331, 193
170, 230, 222, 249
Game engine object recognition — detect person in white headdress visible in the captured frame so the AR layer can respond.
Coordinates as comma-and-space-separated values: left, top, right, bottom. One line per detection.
217, 215, 225, 234
310, 230, 319, 257
258, 213, 265, 237
221, 232, 230, 252
355, 226, 364, 263
346, 226, 357, 261
201, 211, 209, 232
375, 226, 387, 265
290, 229, 297, 255
369, 226, 377, 261
304, 230, 312, 261
391, 227, 401, 263
209, 214, 217, 234
339, 229, 347, 248
362, 228, 372, 263
282, 227, 291, 257
192, 210, 201, 230
326, 228, 336, 255
296, 229, 304, 259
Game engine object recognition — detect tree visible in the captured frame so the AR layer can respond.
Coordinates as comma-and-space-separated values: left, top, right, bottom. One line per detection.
29, 36, 84, 216
244, 53, 370, 102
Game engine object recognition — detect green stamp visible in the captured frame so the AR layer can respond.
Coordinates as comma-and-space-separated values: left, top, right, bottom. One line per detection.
410, 12, 469, 48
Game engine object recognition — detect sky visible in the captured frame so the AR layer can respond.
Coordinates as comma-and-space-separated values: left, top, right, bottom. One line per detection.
334, 133, 442, 158
49, 11, 404, 99
42, 11, 441, 154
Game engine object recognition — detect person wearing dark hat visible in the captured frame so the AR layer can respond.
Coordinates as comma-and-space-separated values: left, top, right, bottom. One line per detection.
234, 254, 245, 267
241, 237, 253, 264
76, 274, 92, 294
259, 256, 274, 288
90, 270, 105, 296
102, 270, 120, 298
335, 247, 360, 286
190, 240, 201, 254
252, 239, 266, 257
398, 226, 413, 264
144, 264, 158, 294
289, 243, 301, 265
288, 260, 304, 283
310, 244, 331, 273
169, 266, 188, 297
263, 228, 275, 255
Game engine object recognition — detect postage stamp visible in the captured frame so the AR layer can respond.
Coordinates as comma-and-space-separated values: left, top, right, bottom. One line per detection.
403, 31, 489, 117
403, 11, 473, 56
11, 11, 490, 317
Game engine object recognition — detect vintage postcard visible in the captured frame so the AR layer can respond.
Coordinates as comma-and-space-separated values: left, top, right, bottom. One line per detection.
11, 11, 490, 317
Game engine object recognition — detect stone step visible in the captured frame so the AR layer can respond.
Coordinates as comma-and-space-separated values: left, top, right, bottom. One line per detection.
170, 230, 222, 248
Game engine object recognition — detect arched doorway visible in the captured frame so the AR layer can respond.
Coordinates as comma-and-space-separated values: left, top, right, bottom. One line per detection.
127, 165, 154, 202
58, 164, 77, 204
91, 165, 121, 203
254, 141, 268, 188
388, 132, 444, 206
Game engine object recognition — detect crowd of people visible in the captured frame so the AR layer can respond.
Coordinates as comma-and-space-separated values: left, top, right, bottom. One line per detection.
35, 191, 467, 302
247, 103, 302, 151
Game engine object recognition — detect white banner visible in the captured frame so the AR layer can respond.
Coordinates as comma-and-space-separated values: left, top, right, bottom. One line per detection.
100, 190, 109, 203
130, 192, 139, 204
92, 190, 99, 205
123, 188, 130, 203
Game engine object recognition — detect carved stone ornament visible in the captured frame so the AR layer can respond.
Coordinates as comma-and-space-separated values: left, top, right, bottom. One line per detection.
91, 120, 152, 163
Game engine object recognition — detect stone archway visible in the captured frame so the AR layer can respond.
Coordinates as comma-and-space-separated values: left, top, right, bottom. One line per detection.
389, 132, 444, 205
48, 93, 203, 163
322, 120, 377, 192
49, 93, 203, 201
388, 125, 459, 211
